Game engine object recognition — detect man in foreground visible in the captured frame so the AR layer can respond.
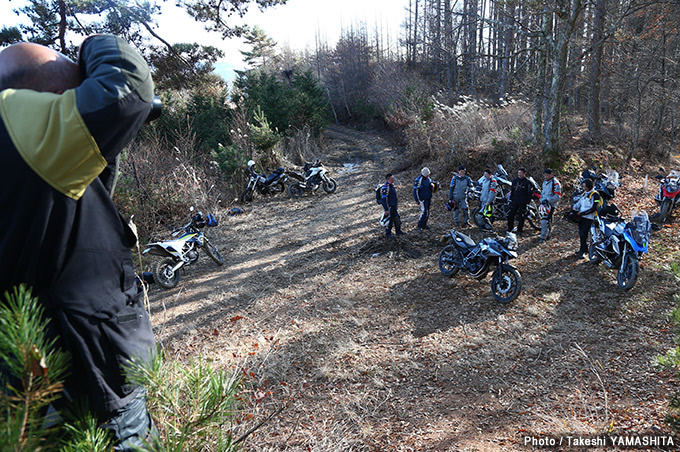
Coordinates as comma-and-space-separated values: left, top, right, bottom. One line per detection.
0, 35, 157, 450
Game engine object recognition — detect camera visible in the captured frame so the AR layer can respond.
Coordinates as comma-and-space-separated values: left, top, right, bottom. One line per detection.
146, 95, 162, 123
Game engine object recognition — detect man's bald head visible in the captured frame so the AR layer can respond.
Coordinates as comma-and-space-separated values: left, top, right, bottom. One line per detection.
0, 42, 81, 93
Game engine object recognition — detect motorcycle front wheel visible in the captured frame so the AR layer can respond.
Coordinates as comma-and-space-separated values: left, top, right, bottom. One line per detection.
154, 258, 180, 289
658, 199, 672, 223
617, 254, 639, 291
323, 178, 337, 194
588, 242, 602, 264
240, 188, 254, 203
203, 239, 224, 266
491, 264, 521, 303
470, 207, 485, 229
438, 245, 461, 277
288, 183, 303, 198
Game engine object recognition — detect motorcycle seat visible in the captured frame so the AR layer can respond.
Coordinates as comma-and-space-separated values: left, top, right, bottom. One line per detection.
265, 172, 282, 184
453, 232, 477, 248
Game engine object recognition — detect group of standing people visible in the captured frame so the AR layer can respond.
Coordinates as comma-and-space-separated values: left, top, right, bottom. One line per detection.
378, 165, 563, 242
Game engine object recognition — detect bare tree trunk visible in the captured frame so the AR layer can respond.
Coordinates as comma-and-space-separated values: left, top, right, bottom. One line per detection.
533, 11, 552, 144
588, 0, 607, 142
543, 0, 583, 157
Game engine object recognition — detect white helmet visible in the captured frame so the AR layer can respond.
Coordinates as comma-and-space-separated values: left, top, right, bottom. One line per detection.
421, 167, 431, 177
379, 212, 391, 227
538, 203, 551, 219
247, 160, 255, 168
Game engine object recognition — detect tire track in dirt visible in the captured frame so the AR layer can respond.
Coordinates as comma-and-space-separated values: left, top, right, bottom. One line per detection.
147, 126, 680, 451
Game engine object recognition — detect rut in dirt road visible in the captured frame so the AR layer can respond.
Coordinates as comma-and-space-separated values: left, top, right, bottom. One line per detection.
147, 125, 680, 451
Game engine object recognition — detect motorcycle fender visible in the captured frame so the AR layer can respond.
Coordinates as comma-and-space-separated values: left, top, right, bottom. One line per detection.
142, 244, 176, 258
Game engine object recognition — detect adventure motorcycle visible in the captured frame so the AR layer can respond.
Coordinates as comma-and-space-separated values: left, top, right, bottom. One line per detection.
588, 209, 651, 291
240, 160, 288, 203
438, 230, 521, 303
287, 160, 337, 198
571, 167, 620, 208
652, 168, 680, 223
143, 208, 224, 289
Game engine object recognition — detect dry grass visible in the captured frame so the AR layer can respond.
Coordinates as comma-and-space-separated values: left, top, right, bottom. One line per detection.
143, 125, 680, 451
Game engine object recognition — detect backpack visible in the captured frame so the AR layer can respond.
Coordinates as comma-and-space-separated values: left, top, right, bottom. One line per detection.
375, 183, 383, 204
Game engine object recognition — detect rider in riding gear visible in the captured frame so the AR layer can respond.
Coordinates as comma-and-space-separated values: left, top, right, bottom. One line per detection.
572, 178, 602, 259
507, 167, 533, 235
539, 168, 562, 242
449, 165, 473, 227
477, 168, 498, 230
413, 167, 434, 231
380, 173, 406, 238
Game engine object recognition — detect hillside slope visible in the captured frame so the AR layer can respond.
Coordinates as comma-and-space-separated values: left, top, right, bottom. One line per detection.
147, 125, 680, 451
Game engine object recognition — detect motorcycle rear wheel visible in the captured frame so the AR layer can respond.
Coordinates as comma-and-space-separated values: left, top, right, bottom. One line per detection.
288, 183, 303, 198
154, 258, 180, 289
271, 181, 285, 195
240, 188, 254, 203
203, 239, 224, 266
617, 254, 639, 291
323, 178, 337, 194
438, 245, 461, 277
491, 264, 521, 303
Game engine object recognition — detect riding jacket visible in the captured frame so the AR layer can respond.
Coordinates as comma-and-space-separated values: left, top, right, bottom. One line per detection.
413, 175, 434, 202
480, 176, 499, 208
0, 35, 155, 415
449, 174, 473, 201
574, 189, 602, 220
380, 181, 398, 211
541, 177, 562, 207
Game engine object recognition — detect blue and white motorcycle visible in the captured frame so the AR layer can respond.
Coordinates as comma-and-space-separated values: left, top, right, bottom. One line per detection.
143, 208, 224, 289
438, 230, 521, 303
588, 209, 651, 290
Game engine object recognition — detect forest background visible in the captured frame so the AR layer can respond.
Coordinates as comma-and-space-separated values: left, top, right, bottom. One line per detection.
2, 0, 678, 233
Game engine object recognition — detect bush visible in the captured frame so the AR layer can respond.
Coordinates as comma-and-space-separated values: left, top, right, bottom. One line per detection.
0, 286, 250, 451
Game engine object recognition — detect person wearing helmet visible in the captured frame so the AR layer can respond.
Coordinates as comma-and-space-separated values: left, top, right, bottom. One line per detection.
448, 165, 473, 227
477, 168, 498, 231
380, 173, 406, 238
539, 168, 562, 243
413, 167, 435, 231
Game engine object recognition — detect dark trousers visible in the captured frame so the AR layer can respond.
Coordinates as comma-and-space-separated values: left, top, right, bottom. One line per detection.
507, 202, 527, 233
418, 198, 431, 228
578, 218, 593, 254
386, 206, 402, 236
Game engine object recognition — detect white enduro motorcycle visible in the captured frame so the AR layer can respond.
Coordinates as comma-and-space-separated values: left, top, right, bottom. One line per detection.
287, 160, 337, 198
142, 208, 224, 289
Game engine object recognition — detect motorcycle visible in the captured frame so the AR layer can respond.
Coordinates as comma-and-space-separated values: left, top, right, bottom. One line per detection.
652, 168, 680, 223
142, 208, 224, 289
571, 167, 620, 208
240, 160, 288, 203
588, 209, 651, 290
287, 160, 338, 198
438, 230, 522, 303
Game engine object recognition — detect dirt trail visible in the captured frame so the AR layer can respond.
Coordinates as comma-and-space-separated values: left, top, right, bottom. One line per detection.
147, 125, 680, 451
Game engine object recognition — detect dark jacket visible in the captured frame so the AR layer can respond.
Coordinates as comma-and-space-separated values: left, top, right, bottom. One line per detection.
413, 175, 434, 202
380, 181, 398, 210
0, 35, 155, 415
510, 177, 534, 205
